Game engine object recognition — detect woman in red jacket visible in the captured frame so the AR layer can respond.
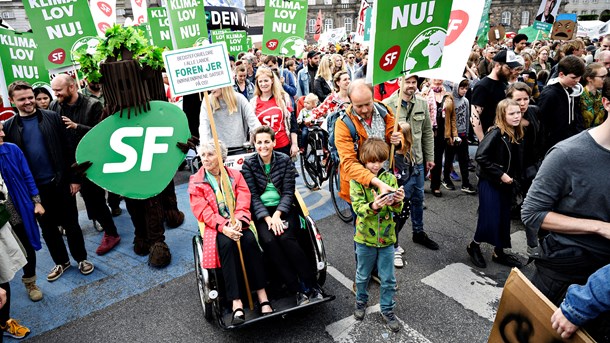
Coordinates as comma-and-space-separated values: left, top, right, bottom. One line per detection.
188, 140, 273, 325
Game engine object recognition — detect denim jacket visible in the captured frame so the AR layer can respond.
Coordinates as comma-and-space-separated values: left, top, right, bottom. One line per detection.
350, 169, 402, 248
561, 264, 610, 326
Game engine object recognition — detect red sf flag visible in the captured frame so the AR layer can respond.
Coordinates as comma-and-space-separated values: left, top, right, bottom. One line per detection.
314, 10, 322, 41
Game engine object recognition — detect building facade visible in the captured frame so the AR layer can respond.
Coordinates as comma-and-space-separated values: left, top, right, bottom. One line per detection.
563, 0, 610, 20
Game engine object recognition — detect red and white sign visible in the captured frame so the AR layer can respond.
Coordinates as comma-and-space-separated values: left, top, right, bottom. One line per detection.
130, 0, 148, 26
354, 0, 370, 43
91, 0, 116, 36
418, 0, 486, 82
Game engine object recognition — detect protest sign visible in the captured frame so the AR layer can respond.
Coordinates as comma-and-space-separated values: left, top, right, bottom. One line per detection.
148, 7, 173, 49
0, 28, 51, 88
210, 28, 230, 43
76, 101, 191, 199
551, 13, 577, 40
418, 0, 486, 82
163, 42, 233, 96
320, 27, 346, 46
246, 36, 253, 50
90, 0, 116, 37
355, 0, 371, 44
204, 6, 249, 32
223, 31, 249, 58
166, 0, 209, 49
476, 0, 492, 48
370, 0, 453, 85
131, 0, 148, 25
262, 0, 308, 57
489, 269, 594, 343
533, 0, 560, 33
23, 0, 97, 69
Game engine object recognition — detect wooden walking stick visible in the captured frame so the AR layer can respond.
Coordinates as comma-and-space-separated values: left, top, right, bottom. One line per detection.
203, 91, 254, 311
388, 74, 406, 169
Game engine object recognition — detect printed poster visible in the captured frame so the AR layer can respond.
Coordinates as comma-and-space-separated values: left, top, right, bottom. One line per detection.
262, 0, 308, 57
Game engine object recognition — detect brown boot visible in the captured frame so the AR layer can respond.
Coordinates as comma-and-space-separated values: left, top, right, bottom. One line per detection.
148, 242, 171, 268
133, 237, 151, 256
22, 276, 43, 302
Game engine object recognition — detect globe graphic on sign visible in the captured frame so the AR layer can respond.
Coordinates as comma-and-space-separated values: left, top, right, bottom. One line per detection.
403, 27, 447, 73
71, 36, 101, 62
280, 36, 306, 58
195, 37, 209, 46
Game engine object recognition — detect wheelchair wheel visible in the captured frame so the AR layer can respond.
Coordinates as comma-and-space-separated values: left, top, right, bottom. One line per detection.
192, 235, 213, 322
329, 162, 353, 222
300, 141, 320, 190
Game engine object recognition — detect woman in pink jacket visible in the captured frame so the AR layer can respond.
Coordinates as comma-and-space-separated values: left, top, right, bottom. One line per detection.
188, 140, 273, 325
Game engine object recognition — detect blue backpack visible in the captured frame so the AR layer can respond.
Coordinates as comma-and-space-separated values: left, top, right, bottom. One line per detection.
327, 102, 390, 163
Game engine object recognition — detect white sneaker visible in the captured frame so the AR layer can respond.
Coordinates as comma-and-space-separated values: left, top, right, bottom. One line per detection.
394, 251, 404, 268
395, 246, 405, 255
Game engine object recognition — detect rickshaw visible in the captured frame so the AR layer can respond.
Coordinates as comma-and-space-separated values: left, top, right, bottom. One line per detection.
191, 148, 335, 329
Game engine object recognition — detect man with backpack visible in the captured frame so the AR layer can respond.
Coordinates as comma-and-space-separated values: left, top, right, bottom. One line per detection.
383, 74, 439, 250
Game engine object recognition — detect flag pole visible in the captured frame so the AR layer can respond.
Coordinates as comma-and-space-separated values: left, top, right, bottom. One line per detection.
388, 73, 407, 169
203, 90, 254, 311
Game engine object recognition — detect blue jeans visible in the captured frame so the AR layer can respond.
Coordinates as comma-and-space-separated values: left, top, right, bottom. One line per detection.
355, 243, 396, 313
403, 163, 425, 233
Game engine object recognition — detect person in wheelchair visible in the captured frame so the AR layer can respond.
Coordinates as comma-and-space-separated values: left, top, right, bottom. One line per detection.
242, 126, 323, 306
188, 140, 273, 325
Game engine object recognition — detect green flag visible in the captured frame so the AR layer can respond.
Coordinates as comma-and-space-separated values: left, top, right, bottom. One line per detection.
23, 0, 97, 69
370, 0, 453, 85
476, 0, 492, 48
148, 7, 173, 49
166, 0, 209, 49
0, 28, 50, 88
262, 0, 308, 57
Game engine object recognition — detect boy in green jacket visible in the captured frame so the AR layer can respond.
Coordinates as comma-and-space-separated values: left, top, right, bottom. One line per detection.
350, 138, 404, 332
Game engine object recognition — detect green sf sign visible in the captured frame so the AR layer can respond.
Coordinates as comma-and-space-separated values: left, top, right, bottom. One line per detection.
76, 101, 191, 199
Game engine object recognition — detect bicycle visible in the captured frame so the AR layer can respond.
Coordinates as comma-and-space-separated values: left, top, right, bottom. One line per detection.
300, 119, 331, 190
327, 156, 353, 223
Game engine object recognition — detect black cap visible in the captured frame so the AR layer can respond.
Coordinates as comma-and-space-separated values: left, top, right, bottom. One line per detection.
493, 50, 522, 69
307, 50, 321, 59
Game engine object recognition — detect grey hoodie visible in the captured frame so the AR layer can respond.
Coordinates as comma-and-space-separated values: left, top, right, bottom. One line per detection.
452, 82, 470, 135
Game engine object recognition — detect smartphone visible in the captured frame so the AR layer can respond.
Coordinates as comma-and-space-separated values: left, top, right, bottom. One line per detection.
379, 191, 395, 199
281, 220, 289, 229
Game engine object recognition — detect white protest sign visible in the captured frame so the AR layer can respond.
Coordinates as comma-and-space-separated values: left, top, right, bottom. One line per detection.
163, 42, 233, 96
90, 0, 116, 36
417, 0, 486, 82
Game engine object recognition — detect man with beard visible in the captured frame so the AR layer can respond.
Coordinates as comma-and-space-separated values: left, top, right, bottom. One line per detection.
49, 74, 121, 256
296, 50, 321, 97
5, 81, 94, 281
82, 79, 104, 108
471, 50, 521, 141
383, 75, 439, 252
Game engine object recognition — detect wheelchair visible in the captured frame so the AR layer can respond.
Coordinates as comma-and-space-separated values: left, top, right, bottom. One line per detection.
191, 148, 335, 329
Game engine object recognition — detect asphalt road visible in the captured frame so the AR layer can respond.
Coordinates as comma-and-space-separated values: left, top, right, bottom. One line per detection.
15, 166, 536, 343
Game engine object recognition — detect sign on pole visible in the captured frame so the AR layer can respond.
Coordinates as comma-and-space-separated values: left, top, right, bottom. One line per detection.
369, 0, 454, 85
148, 7, 173, 49
210, 28, 230, 43
0, 28, 51, 88
163, 42, 233, 96
90, 0, 116, 37
355, 0, 371, 44
131, 0, 148, 25
533, 0, 560, 33
166, 0, 209, 49
23, 0, 98, 69
418, 0, 486, 82
262, 0, 308, 57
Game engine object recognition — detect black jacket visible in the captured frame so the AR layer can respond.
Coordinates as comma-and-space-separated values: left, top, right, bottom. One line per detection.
241, 151, 296, 221
313, 76, 332, 103
537, 82, 582, 154
49, 93, 103, 149
3, 109, 77, 185
476, 127, 522, 186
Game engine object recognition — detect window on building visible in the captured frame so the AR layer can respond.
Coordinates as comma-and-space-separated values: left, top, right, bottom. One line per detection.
344, 17, 353, 32
591, 10, 597, 14
308, 0, 316, 5
501, 11, 511, 26
341, 0, 350, 3
309, 19, 316, 33
324, 0, 332, 5
325, 18, 333, 31
592, 0, 598, 3
256, 0, 264, 6
521, 11, 530, 26
581, 10, 588, 14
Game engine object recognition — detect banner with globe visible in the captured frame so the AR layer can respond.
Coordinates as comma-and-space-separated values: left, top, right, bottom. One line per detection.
261, 0, 308, 58
370, 0, 453, 85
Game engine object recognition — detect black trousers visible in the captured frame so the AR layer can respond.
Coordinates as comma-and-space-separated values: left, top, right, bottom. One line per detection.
444, 137, 472, 187
11, 223, 36, 278
430, 133, 447, 191
80, 178, 118, 237
218, 230, 266, 300
0, 282, 10, 331
254, 206, 315, 293
37, 182, 87, 264
107, 192, 122, 209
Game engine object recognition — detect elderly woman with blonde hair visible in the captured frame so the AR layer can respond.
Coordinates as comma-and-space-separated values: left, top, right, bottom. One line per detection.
188, 140, 273, 325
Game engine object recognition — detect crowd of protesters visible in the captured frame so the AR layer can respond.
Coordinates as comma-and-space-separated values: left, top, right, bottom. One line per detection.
1, 32, 610, 339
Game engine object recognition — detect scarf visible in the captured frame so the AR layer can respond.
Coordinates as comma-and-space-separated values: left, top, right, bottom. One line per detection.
205, 170, 234, 219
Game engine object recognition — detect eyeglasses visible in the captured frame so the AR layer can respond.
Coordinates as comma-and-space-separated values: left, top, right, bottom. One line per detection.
348, 56, 355, 59
593, 75, 608, 79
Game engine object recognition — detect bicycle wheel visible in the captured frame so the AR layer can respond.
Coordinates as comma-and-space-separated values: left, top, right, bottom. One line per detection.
329, 162, 353, 222
300, 140, 319, 190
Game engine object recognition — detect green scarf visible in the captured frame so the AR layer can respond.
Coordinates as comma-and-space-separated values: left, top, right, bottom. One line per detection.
205, 170, 235, 219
